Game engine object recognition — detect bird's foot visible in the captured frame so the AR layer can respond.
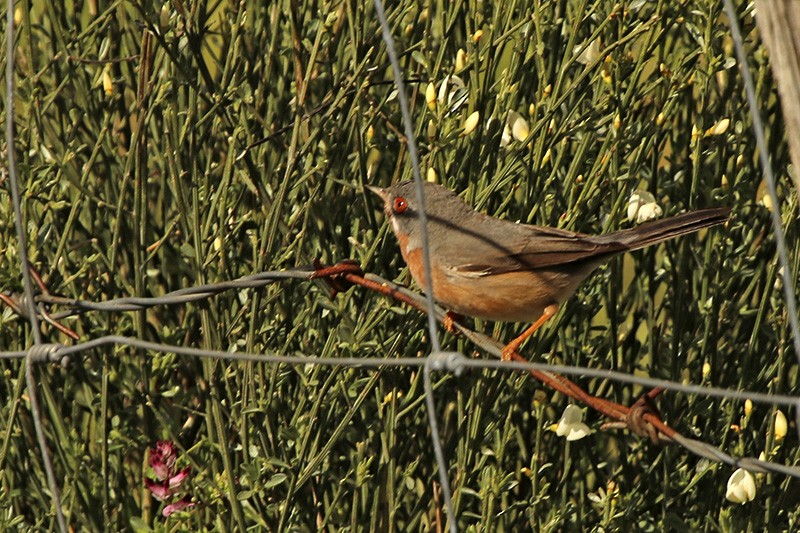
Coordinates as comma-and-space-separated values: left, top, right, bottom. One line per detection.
443, 311, 464, 335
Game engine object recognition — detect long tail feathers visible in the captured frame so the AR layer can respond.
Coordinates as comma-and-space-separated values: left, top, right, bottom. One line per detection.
605, 207, 731, 251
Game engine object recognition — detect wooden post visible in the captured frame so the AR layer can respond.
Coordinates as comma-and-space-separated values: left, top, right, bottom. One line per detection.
755, 0, 800, 193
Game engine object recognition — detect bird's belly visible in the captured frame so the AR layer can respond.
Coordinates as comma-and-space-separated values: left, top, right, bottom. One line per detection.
434, 270, 576, 322
401, 246, 597, 322
402, 247, 594, 322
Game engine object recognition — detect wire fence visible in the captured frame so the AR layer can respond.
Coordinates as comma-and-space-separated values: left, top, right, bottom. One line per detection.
2, 0, 799, 530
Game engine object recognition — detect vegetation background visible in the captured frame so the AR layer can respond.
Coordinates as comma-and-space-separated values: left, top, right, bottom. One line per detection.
1, 0, 798, 530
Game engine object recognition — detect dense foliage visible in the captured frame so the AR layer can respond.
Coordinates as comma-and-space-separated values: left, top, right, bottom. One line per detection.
1, 0, 798, 530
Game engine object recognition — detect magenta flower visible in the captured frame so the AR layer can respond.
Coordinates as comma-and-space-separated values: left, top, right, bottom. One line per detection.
163, 495, 197, 517
144, 478, 172, 501
168, 466, 191, 488
144, 441, 197, 516
149, 440, 178, 481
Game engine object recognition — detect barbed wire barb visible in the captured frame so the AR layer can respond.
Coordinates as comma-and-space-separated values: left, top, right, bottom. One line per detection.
4, 264, 800, 481
4, 1, 800, 527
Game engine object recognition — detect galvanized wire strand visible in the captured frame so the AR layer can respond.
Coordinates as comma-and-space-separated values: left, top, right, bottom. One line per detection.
667, 432, 796, 476
372, 0, 455, 528
1, 350, 27, 359
9, 265, 800, 409
5, 1, 67, 529
53, 335, 426, 367
5, 331, 797, 478
3, 327, 797, 409
371, 1, 441, 355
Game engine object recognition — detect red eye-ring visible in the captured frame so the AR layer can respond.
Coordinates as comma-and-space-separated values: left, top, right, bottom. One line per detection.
393, 196, 408, 214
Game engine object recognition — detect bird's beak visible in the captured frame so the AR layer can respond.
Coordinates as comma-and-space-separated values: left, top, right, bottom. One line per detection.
365, 185, 388, 201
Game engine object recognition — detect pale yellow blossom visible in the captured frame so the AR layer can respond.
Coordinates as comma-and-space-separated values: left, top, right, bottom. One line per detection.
554, 405, 591, 441
627, 190, 663, 224
461, 111, 480, 136
726, 469, 756, 504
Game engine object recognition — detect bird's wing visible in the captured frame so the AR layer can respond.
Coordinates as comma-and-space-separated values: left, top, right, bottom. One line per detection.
447, 223, 627, 276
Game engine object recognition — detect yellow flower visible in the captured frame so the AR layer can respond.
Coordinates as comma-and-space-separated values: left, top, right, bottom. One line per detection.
554, 405, 591, 441
705, 118, 731, 137
455, 48, 467, 71
512, 116, 530, 142
691, 124, 701, 141
102, 66, 114, 96
425, 82, 437, 110
499, 111, 530, 148
627, 190, 663, 224
461, 111, 480, 136
426, 119, 436, 140
601, 58, 613, 85
774, 409, 788, 441
756, 179, 775, 212
573, 39, 601, 65
506, 111, 530, 143
435, 75, 467, 112
725, 468, 756, 504
426, 167, 438, 183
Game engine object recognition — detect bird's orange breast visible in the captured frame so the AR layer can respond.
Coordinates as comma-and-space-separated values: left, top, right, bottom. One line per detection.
399, 244, 590, 322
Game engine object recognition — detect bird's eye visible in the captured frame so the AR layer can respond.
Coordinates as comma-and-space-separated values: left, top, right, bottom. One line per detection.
393, 196, 409, 214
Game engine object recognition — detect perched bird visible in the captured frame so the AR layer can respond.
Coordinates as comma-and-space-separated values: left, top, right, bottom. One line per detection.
369, 180, 729, 359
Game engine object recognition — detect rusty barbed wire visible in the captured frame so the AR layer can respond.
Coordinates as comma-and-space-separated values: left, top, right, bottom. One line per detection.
4, 0, 800, 529
3, 262, 800, 480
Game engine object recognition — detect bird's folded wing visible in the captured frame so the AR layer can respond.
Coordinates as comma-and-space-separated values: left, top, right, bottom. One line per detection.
449, 226, 628, 275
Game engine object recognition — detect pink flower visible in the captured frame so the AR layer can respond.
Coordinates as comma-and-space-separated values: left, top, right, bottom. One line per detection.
143, 440, 198, 516
144, 478, 172, 501
149, 441, 178, 481
162, 495, 197, 517
168, 466, 191, 489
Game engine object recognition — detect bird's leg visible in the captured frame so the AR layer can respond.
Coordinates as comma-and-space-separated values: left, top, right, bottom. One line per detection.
443, 311, 465, 335
501, 304, 559, 361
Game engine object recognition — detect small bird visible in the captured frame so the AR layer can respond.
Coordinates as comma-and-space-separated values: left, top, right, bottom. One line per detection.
368, 180, 730, 360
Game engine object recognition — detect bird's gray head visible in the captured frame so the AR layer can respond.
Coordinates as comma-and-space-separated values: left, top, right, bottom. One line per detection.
366, 180, 474, 242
